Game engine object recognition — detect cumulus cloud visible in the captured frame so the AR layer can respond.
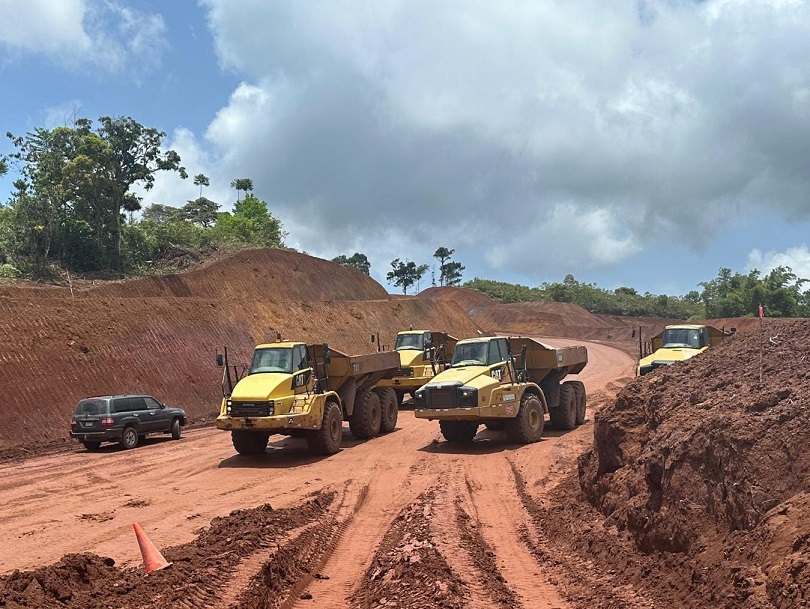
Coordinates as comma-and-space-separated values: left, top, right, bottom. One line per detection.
189, 0, 810, 281
0, 0, 167, 76
747, 246, 810, 282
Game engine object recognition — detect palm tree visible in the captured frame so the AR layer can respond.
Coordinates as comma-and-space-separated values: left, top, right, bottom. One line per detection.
193, 173, 210, 198
230, 178, 254, 202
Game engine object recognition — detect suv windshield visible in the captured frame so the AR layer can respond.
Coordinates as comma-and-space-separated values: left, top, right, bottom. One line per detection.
395, 333, 425, 351
250, 347, 293, 374
661, 328, 703, 349
451, 342, 488, 367
75, 399, 107, 415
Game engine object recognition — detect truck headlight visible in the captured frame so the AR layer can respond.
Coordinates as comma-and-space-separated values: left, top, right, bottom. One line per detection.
458, 387, 477, 407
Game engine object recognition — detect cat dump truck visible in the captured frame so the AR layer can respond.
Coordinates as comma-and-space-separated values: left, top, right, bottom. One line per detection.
637, 324, 732, 376
376, 330, 458, 405
414, 336, 588, 444
216, 341, 399, 455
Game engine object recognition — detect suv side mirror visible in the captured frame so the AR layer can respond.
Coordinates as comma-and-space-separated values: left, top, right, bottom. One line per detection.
216, 353, 224, 367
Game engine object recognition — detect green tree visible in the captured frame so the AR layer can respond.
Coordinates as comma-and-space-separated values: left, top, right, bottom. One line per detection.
332, 252, 370, 275
386, 258, 427, 295
142, 203, 182, 224
211, 194, 284, 247
433, 246, 465, 286
193, 173, 210, 198
181, 197, 219, 227
230, 178, 254, 202
0, 155, 7, 176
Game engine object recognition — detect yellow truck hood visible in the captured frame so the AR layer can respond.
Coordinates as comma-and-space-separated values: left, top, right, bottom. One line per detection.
639, 346, 707, 367
232, 373, 291, 401
398, 349, 425, 367
423, 365, 497, 390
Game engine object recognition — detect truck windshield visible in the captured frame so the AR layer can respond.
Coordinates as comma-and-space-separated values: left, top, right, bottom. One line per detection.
250, 347, 293, 374
451, 342, 488, 367
396, 334, 425, 350
661, 329, 703, 349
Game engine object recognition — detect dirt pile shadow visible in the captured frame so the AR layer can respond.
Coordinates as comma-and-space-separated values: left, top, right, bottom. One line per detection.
578, 318, 810, 608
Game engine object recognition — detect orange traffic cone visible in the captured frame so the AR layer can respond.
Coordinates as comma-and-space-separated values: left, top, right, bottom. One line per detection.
133, 522, 172, 574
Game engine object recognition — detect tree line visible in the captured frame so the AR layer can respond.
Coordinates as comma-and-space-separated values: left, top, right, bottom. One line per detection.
0, 116, 284, 277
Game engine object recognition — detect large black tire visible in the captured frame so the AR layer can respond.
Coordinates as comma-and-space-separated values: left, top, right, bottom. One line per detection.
541, 381, 560, 410
549, 383, 577, 430
82, 441, 102, 451
170, 418, 182, 440
232, 430, 270, 455
571, 381, 587, 425
484, 420, 506, 431
349, 390, 382, 439
505, 394, 544, 444
120, 426, 139, 450
375, 387, 398, 433
306, 400, 343, 455
439, 420, 479, 443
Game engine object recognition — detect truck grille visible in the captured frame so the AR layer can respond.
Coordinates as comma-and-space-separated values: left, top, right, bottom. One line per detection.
425, 387, 455, 408
231, 402, 274, 417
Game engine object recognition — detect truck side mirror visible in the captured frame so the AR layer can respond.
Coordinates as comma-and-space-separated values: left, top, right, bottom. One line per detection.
216, 353, 224, 367
520, 344, 527, 366
322, 343, 331, 364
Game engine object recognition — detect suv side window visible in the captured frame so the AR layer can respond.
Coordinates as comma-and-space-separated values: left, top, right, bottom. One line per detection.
143, 397, 162, 410
113, 397, 134, 413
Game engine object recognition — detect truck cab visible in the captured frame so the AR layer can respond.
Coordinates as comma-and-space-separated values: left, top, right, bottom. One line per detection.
637, 324, 729, 376
376, 330, 456, 404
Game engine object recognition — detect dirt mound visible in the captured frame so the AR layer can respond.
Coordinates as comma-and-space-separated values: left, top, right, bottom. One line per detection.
0, 493, 335, 608
88, 248, 388, 301
578, 318, 810, 608
418, 286, 498, 310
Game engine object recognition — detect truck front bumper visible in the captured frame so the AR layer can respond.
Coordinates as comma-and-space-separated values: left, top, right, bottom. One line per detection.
216, 411, 320, 431
414, 407, 481, 421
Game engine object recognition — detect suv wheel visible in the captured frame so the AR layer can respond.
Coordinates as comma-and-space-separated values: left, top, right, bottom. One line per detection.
170, 418, 182, 440
121, 426, 139, 450
82, 441, 102, 451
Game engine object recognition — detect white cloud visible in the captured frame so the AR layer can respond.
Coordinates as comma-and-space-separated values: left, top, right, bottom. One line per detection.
0, 0, 167, 75
189, 0, 810, 281
747, 246, 810, 281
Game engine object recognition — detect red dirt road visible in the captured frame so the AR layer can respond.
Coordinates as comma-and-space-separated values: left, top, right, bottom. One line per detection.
0, 338, 636, 608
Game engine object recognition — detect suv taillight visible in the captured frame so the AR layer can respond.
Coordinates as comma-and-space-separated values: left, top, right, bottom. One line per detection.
101, 417, 115, 427
70, 420, 77, 428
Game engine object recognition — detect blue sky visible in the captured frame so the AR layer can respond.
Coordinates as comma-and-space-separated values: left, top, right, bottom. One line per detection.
2, 0, 810, 298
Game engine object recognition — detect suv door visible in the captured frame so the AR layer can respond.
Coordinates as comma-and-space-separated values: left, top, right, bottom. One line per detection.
142, 396, 168, 432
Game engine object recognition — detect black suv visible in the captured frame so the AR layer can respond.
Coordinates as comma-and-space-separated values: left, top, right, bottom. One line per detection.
70, 394, 187, 450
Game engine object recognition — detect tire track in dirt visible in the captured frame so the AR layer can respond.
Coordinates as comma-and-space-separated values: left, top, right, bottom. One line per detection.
510, 463, 656, 609
462, 455, 569, 609
285, 447, 439, 608
350, 487, 470, 609
428, 471, 502, 609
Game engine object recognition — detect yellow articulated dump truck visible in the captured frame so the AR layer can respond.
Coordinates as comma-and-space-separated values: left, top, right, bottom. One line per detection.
216, 341, 399, 455
636, 324, 733, 376
414, 336, 588, 444
376, 330, 458, 405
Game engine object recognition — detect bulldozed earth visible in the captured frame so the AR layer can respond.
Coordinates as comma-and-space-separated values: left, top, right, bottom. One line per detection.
0, 248, 807, 608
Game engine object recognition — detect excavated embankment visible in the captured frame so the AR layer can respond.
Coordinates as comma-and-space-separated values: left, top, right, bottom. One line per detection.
0, 250, 480, 456
578, 318, 810, 608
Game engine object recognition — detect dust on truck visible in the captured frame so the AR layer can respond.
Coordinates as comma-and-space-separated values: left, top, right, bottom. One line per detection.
376, 330, 458, 405
216, 341, 399, 455
414, 336, 588, 444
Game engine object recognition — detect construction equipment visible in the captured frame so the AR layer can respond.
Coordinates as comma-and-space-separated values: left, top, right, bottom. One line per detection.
636, 324, 733, 376
216, 340, 399, 455
414, 336, 588, 443
376, 330, 458, 405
